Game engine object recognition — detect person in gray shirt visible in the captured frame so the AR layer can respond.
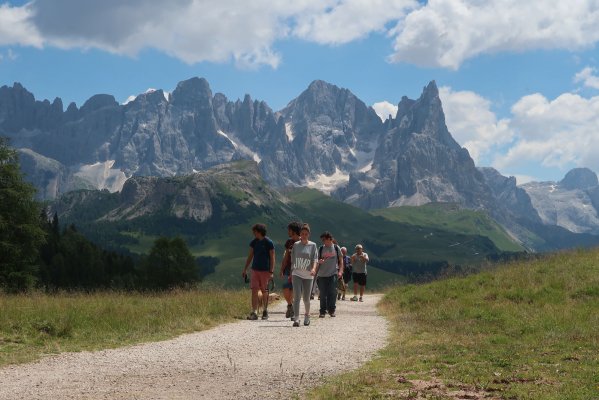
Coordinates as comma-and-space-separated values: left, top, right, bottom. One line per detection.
290, 223, 318, 327
315, 231, 343, 318
350, 244, 369, 302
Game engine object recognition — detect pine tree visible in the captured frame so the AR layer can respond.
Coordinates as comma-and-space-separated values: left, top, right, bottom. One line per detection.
0, 137, 46, 291
143, 237, 198, 289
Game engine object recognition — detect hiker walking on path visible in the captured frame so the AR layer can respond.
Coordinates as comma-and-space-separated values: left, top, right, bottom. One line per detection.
337, 246, 352, 300
316, 232, 343, 318
350, 244, 369, 302
279, 221, 302, 320
242, 223, 275, 320
290, 223, 318, 327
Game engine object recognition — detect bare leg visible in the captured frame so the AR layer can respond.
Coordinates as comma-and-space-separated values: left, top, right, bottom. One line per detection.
353, 282, 359, 296
283, 288, 293, 305
251, 289, 260, 311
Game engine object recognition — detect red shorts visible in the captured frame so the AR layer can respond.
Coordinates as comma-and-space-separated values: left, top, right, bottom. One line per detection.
250, 270, 271, 290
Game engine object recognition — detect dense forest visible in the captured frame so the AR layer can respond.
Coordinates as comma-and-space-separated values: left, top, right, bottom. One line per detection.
0, 137, 203, 292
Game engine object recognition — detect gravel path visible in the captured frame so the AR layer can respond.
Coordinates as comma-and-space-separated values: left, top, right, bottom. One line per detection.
0, 294, 388, 399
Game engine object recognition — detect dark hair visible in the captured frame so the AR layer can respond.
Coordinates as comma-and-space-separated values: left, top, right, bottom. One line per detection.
252, 223, 267, 236
301, 223, 311, 233
320, 231, 333, 240
287, 221, 302, 235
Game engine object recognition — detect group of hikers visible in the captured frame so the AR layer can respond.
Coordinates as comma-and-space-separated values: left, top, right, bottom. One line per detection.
241, 222, 369, 327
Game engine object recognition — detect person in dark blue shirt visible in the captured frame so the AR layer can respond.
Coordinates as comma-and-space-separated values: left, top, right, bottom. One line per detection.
242, 223, 275, 320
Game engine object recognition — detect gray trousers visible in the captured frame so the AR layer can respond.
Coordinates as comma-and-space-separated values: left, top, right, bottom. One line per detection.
292, 275, 313, 318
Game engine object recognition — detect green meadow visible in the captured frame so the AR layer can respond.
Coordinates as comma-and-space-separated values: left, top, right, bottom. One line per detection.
0, 288, 247, 367
310, 247, 599, 399
371, 202, 524, 253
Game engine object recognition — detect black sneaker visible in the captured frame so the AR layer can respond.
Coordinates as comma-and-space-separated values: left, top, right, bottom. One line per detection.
261, 310, 269, 320
293, 321, 300, 327
329, 312, 336, 317
285, 304, 293, 318
247, 312, 258, 320
337, 293, 341, 300
304, 315, 310, 326
319, 313, 326, 318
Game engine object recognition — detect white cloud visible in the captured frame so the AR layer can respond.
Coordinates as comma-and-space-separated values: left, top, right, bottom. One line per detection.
513, 174, 538, 185
6, 48, 17, 61
438, 86, 513, 163
293, 0, 416, 44
493, 92, 599, 174
434, 85, 599, 180
574, 66, 599, 89
372, 101, 398, 121
0, 0, 416, 68
4, 1, 599, 70
0, 3, 43, 47
388, 1, 599, 69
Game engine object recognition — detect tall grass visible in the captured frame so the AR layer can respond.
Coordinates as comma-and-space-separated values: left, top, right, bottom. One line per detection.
310, 248, 599, 399
0, 287, 248, 367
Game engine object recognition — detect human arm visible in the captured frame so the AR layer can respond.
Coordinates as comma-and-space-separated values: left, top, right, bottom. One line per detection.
310, 261, 319, 276
310, 244, 319, 276
242, 248, 254, 277
269, 248, 275, 276
279, 248, 289, 278
337, 249, 344, 278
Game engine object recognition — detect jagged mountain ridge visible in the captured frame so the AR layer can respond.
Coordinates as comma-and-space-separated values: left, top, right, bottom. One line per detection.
2, 77, 599, 250
1, 78, 387, 197
520, 168, 599, 235
52, 160, 293, 232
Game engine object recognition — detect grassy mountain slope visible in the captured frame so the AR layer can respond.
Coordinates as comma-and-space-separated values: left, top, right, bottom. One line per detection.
371, 203, 524, 252
311, 247, 599, 399
53, 162, 518, 288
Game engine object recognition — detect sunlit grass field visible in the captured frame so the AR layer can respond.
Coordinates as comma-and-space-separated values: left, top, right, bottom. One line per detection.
310, 248, 599, 399
0, 287, 248, 367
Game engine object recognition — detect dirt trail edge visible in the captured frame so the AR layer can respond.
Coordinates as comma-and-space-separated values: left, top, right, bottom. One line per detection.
0, 294, 388, 399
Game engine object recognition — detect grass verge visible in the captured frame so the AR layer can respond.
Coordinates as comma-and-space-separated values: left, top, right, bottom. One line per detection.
0, 287, 248, 367
309, 248, 599, 399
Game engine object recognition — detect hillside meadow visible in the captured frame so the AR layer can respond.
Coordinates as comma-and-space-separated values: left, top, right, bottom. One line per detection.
0, 287, 247, 367
310, 247, 599, 399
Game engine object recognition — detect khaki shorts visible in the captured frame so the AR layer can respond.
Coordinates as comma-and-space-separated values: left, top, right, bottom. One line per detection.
250, 270, 271, 290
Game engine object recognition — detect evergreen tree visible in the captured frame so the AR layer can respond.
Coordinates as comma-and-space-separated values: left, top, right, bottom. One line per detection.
0, 137, 46, 291
142, 237, 198, 289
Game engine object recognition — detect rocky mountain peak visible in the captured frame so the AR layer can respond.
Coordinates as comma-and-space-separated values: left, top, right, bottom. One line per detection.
422, 80, 439, 98
79, 94, 118, 115
170, 77, 212, 107
560, 168, 599, 190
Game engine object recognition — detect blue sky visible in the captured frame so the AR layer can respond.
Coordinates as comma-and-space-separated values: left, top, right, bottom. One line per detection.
2, 0, 599, 184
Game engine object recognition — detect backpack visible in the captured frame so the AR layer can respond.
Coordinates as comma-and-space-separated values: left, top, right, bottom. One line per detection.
318, 244, 341, 265
343, 255, 352, 282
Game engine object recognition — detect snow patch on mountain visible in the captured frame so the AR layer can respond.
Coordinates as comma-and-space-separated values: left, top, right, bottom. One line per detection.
73, 160, 128, 192
217, 130, 238, 149
350, 139, 377, 172
305, 168, 349, 194
122, 88, 170, 105
285, 122, 294, 142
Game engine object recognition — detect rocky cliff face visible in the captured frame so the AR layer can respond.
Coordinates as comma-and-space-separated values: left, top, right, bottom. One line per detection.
52, 160, 289, 225
521, 168, 599, 234
4, 77, 599, 251
334, 82, 495, 211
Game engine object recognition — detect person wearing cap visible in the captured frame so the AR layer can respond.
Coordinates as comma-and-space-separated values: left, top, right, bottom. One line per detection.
350, 244, 369, 302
